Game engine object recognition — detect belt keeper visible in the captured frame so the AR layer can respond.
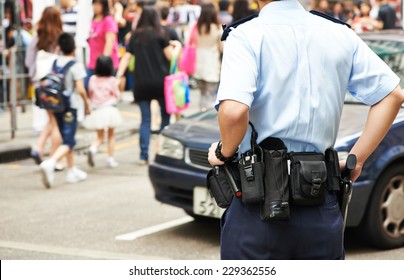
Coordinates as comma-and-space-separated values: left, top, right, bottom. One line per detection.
311, 175, 322, 196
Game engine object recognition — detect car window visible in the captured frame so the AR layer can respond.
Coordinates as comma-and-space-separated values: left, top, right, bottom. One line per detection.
345, 39, 404, 105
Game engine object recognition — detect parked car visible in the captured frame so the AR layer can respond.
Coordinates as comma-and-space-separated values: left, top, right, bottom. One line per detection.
149, 30, 404, 249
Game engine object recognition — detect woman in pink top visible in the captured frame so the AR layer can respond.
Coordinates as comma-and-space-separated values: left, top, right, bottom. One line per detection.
83, 55, 122, 168
86, 0, 119, 88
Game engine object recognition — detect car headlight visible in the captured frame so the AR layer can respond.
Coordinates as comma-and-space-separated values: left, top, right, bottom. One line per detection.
337, 151, 349, 161
157, 135, 184, 160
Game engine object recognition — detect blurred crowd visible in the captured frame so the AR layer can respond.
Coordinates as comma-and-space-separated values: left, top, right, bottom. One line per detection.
311, 0, 402, 33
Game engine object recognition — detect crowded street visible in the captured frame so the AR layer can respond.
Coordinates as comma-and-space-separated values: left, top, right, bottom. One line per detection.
1, 0, 404, 267
1, 91, 404, 260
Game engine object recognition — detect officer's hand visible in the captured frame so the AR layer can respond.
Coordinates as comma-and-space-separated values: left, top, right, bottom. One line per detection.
339, 160, 363, 183
208, 142, 225, 167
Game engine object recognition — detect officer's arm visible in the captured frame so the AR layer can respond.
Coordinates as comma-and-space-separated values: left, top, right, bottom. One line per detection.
349, 85, 404, 181
219, 100, 249, 156
208, 100, 249, 166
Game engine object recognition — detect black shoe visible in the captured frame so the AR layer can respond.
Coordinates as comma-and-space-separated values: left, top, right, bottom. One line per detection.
30, 150, 43, 165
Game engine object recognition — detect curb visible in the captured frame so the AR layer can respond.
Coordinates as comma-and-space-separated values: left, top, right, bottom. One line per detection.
0, 144, 32, 164
0, 128, 139, 164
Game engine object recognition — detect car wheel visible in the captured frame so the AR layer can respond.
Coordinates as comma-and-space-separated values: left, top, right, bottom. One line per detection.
360, 164, 404, 249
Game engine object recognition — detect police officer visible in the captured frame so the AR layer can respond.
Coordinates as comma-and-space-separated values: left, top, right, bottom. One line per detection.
208, 0, 404, 259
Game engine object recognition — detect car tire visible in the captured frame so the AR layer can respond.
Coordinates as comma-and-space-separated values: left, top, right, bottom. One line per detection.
359, 164, 404, 249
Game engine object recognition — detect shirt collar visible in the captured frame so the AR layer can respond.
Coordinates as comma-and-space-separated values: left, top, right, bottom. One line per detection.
259, 0, 305, 16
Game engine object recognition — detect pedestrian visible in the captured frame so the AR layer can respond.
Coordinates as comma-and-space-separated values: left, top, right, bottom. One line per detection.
25, 6, 63, 169
87, 0, 119, 89
116, 6, 182, 165
350, 1, 382, 33
377, 0, 398, 30
208, 0, 403, 260
218, 0, 233, 27
232, 0, 253, 23
84, 55, 122, 168
60, 0, 79, 38
39, 33, 92, 188
193, 3, 223, 111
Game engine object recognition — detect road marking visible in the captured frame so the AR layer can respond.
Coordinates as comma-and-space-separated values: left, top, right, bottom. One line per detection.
99, 140, 138, 153
6, 164, 20, 169
115, 216, 194, 241
0, 240, 167, 260
121, 111, 140, 119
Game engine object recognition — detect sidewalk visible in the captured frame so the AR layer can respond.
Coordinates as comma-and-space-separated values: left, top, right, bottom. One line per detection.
0, 90, 201, 164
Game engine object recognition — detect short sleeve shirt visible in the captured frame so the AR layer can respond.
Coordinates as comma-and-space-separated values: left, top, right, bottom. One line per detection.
216, 0, 400, 153
126, 28, 170, 101
55, 56, 87, 110
88, 15, 119, 69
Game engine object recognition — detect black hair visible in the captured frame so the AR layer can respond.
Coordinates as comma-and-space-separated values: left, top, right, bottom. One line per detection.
92, 0, 110, 18
94, 55, 114, 77
57, 32, 75, 55
137, 6, 162, 32
232, 0, 251, 22
160, 5, 170, 21
197, 3, 219, 35
219, 0, 231, 12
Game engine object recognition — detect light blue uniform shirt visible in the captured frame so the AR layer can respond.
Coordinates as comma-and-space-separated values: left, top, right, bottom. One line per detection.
216, 0, 400, 153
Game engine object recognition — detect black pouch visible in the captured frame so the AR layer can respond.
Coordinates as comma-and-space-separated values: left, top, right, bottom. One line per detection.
238, 151, 265, 204
289, 152, 327, 206
260, 148, 290, 221
206, 163, 240, 209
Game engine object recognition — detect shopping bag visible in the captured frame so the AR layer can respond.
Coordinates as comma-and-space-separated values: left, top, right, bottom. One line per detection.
179, 23, 197, 75
164, 52, 190, 114
179, 44, 196, 75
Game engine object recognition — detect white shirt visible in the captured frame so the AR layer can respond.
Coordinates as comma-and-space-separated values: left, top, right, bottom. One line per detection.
216, 0, 400, 153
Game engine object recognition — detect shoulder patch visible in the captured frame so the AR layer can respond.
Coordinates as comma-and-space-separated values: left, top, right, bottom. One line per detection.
221, 14, 259, 41
309, 10, 351, 29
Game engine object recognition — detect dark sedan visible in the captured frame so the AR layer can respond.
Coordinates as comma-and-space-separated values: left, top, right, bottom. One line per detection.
149, 31, 404, 249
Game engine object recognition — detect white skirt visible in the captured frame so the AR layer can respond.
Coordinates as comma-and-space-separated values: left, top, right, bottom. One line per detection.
83, 106, 122, 130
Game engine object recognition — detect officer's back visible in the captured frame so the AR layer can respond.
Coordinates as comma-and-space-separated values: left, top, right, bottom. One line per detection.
219, 0, 395, 154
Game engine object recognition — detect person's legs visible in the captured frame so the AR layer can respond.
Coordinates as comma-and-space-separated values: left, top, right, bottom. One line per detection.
292, 191, 344, 260
36, 110, 55, 158
157, 98, 170, 131
220, 191, 344, 260
48, 111, 62, 156
220, 198, 296, 260
206, 82, 219, 109
107, 128, 115, 158
107, 128, 118, 168
39, 109, 85, 187
150, 100, 161, 133
84, 68, 94, 92
197, 80, 208, 111
88, 129, 104, 167
138, 100, 151, 162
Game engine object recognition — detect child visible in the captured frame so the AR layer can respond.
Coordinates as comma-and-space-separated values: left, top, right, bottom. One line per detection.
39, 33, 91, 188
83, 55, 122, 168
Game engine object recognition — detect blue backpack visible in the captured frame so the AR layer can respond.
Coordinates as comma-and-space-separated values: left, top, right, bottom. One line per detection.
36, 59, 76, 113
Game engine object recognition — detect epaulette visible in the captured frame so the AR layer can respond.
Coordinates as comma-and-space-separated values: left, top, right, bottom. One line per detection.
221, 14, 259, 41
309, 10, 351, 29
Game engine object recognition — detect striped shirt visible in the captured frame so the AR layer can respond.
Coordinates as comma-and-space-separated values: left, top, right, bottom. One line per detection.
61, 3, 79, 37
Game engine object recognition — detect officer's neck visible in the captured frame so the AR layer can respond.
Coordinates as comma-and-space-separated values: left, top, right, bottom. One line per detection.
257, 0, 282, 11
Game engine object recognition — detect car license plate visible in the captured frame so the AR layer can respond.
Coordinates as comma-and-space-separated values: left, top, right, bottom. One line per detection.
193, 186, 225, 218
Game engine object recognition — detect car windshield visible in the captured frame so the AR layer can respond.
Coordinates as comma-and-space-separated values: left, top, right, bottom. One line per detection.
345, 38, 404, 105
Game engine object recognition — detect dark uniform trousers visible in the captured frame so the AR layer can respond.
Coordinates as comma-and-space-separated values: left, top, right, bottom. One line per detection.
220, 190, 345, 260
